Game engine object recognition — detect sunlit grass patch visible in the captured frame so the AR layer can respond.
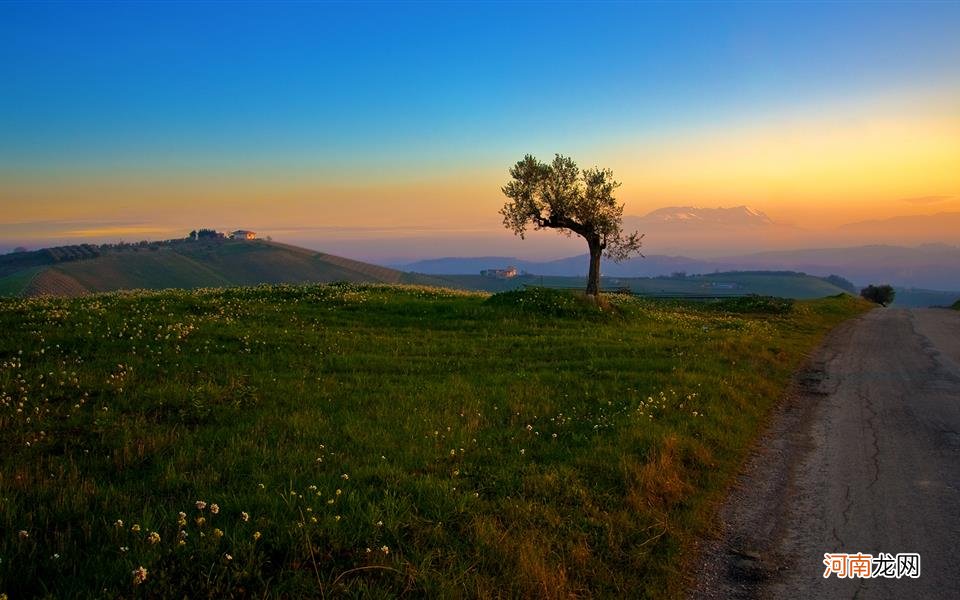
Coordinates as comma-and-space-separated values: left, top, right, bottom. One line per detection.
0, 284, 869, 598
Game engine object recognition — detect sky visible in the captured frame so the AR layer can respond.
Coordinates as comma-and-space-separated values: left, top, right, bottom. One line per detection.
1, 1, 959, 261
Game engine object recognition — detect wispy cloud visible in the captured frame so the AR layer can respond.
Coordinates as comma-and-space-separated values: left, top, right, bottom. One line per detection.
899, 195, 953, 205
0, 220, 177, 240
60, 226, 173, 238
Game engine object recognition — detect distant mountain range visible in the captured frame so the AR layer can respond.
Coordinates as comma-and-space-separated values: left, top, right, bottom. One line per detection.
396, 243, 960, 291
393, 205, 960, 290
636, 205, 775, 226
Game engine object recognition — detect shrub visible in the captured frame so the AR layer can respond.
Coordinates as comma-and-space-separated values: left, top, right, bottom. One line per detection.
860, 284, 895, 306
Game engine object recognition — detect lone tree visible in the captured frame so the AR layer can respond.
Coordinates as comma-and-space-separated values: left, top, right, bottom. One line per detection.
860, 284, 895, 306
501, 154, 643, 296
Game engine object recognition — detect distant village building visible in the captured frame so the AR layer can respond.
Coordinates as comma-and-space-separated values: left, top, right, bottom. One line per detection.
230, 230, 256, 240
480, 266, 518, 279
704, 281, 739, 289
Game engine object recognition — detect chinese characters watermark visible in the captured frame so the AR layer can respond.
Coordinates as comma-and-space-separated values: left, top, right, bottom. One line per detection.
823, 552, 920, 579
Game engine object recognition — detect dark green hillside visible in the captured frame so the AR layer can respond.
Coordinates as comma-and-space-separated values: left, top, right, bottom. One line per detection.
0, 239, 440, 297
0, 284, 869, 598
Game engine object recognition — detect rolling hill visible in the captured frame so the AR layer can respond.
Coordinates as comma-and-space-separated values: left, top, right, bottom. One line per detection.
433, 271, 852, 299
0, 238, 440, 297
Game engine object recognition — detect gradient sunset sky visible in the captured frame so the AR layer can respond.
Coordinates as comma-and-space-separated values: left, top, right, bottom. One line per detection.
2, 1, 958, 260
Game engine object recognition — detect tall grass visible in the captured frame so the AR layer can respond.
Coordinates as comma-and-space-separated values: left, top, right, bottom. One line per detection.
0, 284, 868, 598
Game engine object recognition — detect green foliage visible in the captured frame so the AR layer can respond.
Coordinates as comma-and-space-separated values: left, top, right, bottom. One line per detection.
860, 283, 896, 306
0, 284, 867, 598
952, 299, 960, 310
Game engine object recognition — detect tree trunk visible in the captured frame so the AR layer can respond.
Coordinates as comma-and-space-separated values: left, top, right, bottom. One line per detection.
586, 240, 602, 296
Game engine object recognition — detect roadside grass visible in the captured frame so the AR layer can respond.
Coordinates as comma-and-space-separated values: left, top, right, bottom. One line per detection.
0, 285, 869, 598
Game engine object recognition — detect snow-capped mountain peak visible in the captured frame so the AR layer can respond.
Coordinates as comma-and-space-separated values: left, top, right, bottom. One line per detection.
639, 205, 774, 226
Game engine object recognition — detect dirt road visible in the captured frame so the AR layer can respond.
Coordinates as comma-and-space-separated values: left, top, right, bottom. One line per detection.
694, 308, 960, 599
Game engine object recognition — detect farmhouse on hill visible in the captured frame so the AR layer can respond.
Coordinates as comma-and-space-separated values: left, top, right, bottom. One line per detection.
480, 266, 518, 279
230, 230, 256, 240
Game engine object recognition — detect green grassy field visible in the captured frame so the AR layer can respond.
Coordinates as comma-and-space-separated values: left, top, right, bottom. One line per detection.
0, 285, 869, 598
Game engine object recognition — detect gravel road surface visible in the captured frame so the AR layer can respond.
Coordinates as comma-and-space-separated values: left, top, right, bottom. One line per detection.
694, 308, 960, 599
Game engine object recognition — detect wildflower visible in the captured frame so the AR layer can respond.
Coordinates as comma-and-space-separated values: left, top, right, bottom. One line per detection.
52, 553, 60, 559
381, 545, 390, 554
119, 546, 129, 553
335, 488, 342, 496
177, 512, 187, 527
520, 449, 525, 455
224, 553, 233, 561
18, 530, 29, 540
258, 483, 265, 489
240, 511, 250, 522
334, 515, 341, 521
213, 528, 223, 538
526, 424, 533, 431
114, 519, 124, 528
147, 532, 160, 544
195, 516, 206, 526
132, 566, 148, 585
253, 531, 261, 541
130, 524, 141, 533
341, 473, 349, 480
195, 500, 207, 510
376, 520, 383, 527
209, 503, 219, 514
365, 547, 372, 553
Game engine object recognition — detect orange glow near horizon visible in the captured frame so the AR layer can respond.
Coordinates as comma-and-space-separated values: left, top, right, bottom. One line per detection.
2, 93, 958, 248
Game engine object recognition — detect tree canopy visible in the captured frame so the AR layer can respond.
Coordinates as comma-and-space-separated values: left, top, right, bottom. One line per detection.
860, 284, 895, 306
501, 154, 643, 295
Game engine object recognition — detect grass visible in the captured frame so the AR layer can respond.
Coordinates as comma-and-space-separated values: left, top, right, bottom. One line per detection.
953, 299, 960, 310
0, 266, 44, 296
0, 284, 869, 598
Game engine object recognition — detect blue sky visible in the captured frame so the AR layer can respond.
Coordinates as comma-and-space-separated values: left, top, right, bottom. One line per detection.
1, 1, 958, 259
3, 1, 957, 171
